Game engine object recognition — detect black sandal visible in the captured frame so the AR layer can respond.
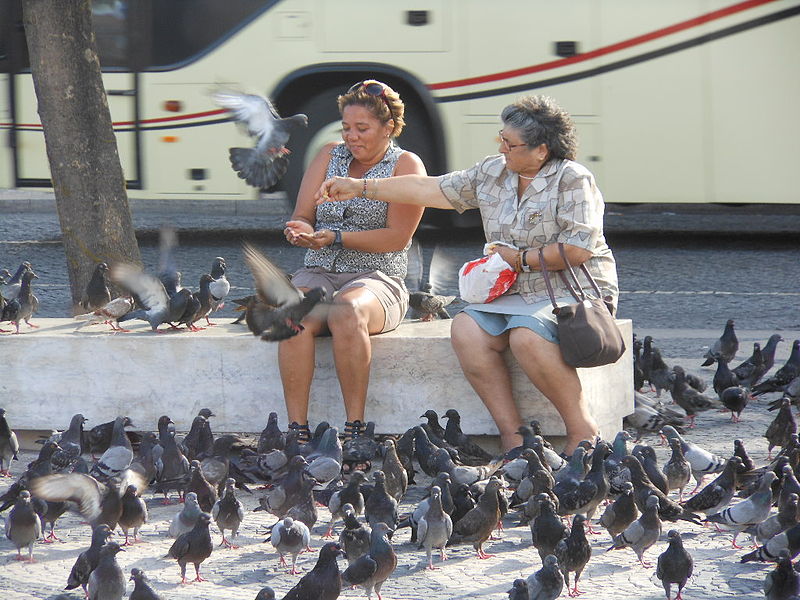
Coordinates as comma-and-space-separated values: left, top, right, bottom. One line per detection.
288, 421, 311, 444
342, 420, 371, 473
343, 420, 366, 442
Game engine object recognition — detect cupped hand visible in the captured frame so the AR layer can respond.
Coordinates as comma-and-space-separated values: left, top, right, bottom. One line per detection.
284, 220, 313, 246
295, 229, 334, 250
315, 176, 361, 205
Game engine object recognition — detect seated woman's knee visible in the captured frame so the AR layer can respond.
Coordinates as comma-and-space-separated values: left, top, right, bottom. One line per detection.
327, 299, 370, 335
508, 327, 555, 358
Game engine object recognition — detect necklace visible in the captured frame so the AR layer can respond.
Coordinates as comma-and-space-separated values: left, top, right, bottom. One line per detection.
518, 173, 536, 180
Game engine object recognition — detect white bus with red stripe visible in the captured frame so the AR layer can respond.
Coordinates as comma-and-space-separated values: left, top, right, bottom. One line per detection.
1, 0, 798, 209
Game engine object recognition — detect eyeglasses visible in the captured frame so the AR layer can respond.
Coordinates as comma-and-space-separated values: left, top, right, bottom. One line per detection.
498, 130, 529, 151
347, 81, 394, 123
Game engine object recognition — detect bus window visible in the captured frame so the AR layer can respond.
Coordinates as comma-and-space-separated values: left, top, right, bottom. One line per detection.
93, 0, 128, 67
149, 0, 273, 69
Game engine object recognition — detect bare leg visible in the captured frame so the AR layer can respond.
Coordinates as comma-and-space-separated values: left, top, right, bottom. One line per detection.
450, 313, 521, 451
327, 288, 386, 422
279, 306, 327, 425
508, 328, 598, 454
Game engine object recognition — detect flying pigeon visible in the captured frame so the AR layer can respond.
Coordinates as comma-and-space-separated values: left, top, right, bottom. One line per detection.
241, 242, 326, 341
212, 89, 308, 189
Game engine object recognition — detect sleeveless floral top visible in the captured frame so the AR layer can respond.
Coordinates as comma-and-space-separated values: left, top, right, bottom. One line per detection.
304, 142, 409, 278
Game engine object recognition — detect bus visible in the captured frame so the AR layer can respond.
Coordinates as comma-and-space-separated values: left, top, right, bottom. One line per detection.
1, 0, 799, 211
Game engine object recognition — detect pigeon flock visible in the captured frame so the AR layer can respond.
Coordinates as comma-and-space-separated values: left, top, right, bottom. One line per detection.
0, 321, 799, 599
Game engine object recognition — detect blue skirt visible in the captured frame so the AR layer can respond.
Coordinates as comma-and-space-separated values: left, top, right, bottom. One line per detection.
462, 294, 574, 344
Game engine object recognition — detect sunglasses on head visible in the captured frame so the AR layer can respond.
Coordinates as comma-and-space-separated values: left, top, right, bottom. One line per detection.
347, 81, 394, 123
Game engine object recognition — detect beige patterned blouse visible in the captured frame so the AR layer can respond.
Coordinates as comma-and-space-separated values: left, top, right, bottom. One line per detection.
438, 155, 619, 306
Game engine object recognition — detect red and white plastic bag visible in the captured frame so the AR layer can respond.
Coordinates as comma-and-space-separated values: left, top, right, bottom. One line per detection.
458, 242, 518, 304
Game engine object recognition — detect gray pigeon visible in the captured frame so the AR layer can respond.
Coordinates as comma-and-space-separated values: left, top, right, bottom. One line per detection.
90, 416, 134, 482
80, 262, 111, 311
530, 494, 569, 564
656, 530, 694, 600
0, 407, 20, 476
599, 481, 638, 540
607, 494, 662, 567
169, 491, 202, 538
381, 439, 408, 502
212, 477, 244, 548
750, 493, 800, 547
282, 541, 344, 600
364, 470, 398, 537
254, 588, 276, 600
87, 542, 126, 600
167, 511, 214, 583
272, 516, 311, 574
701, 318, 738, 366
326, 470, 367, 537
431, 447, 503, 486
342, 521, 397, 600
417, 485, 453, 570
554, 513, 592, 597
258, 412, 286, 453
526, 554, 564, 600
74, 296, 135, 332
660, 425, 726, 492
409, 284, 455, 321
681, 456, 741, 518
129, 568, 164, 600
339, 503, 371, 566
242, 242, 327, 341
4, 490, 41, 561
741, 523, 800, 563
112, 264, 189, 332
153, 415, 191, 502
663, 437, 692, 501
452, 478, 504, 559
118, 484, 148, 545
507, 578, 528, 600
706, 471, 777, 548
212, 89, 308, 189
766, 399, 798, 458
66, 524, 113, 593
764, 550, 800, 600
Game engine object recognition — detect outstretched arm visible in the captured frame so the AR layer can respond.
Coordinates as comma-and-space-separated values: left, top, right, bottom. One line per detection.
316, 174, 454, 210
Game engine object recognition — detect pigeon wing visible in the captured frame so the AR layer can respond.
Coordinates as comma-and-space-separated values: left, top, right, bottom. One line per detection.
30, 473, 105, 522
111, 265, 169, 312
243, 243, 303, 307
212, 90, 280, 148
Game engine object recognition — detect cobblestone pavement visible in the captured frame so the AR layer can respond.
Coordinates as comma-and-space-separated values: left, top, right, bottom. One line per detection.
1, 340, 798, 599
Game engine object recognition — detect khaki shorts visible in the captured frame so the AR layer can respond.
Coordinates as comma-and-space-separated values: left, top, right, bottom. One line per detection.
291, 267, 409, 333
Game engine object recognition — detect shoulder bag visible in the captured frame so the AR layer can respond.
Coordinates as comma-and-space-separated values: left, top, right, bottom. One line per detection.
538, 243, 626, 368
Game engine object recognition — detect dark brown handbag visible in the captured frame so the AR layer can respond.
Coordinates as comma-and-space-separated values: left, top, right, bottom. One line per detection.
538, 244, 626, 368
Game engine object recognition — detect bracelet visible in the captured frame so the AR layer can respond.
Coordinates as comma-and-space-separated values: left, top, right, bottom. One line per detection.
514, 251, 523, 273
520, 250, 531, 272
362, 179, 368, 198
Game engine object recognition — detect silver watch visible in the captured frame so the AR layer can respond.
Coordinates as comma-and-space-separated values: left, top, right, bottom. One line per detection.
330, 229, 343, 249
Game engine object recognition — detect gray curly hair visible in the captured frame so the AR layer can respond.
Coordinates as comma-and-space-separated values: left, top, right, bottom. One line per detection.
500, 95, 577, 160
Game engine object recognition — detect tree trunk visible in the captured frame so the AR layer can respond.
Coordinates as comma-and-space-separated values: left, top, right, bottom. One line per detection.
21, 0, 141, 310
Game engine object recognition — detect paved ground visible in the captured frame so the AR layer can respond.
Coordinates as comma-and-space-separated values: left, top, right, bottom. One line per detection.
1, 189, 797, 598
0, 340, 796, 600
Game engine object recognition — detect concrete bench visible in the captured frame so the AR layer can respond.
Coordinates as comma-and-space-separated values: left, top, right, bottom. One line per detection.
0, 318, 633, 442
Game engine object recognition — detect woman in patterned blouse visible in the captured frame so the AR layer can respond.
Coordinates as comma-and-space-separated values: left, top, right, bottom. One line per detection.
280, 80, 426, 445
316, 95, 619, 454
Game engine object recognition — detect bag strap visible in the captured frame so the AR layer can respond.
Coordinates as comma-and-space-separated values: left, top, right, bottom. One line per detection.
539, 247, 580, 309
556, 242, 604, 300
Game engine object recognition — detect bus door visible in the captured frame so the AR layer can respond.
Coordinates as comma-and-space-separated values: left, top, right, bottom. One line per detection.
6, 0, 142, 189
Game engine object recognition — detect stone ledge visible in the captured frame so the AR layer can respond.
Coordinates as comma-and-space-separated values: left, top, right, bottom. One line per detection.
0, 318, 633, 439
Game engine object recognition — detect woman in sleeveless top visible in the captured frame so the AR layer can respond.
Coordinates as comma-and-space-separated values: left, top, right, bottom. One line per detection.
317, 95, 619, 455
281, 80, 426, 446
